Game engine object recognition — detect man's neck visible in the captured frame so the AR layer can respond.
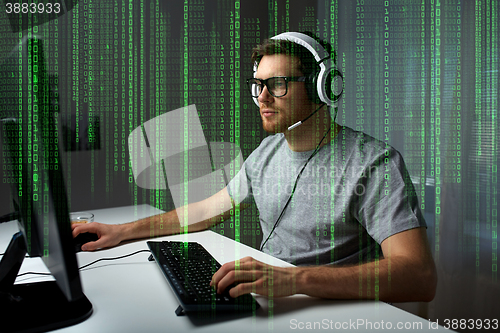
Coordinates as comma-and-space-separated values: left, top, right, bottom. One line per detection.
283, 111, 342, 152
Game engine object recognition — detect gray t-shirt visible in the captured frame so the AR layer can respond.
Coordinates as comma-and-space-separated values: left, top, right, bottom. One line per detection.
227, 126, 426, 266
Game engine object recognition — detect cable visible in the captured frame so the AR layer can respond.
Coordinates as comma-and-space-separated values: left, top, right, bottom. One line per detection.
0, 253, 30, 258
0, 211, 20, 224
78, 249, 151, 270
14, 249, 151, 278
260, 122, 334, 252
16, 271, 52, 278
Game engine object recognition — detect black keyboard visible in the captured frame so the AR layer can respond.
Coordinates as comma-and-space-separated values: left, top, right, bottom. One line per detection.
147, 241, 259, 314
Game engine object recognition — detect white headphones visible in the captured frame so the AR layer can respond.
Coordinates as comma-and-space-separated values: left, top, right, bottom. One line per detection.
252, 32, 344, 108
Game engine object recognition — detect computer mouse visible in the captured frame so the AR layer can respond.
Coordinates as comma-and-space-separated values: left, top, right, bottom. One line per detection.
220, 283, 239, 299
73, 232, 99, 252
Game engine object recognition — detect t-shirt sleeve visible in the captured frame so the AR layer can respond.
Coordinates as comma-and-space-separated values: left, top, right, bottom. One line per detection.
226, 162, 252, 204
354, 147, 426, 244
227, 135, 278, 205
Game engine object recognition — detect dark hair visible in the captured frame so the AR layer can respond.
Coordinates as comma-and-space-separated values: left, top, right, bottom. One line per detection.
250, 31, 335, 77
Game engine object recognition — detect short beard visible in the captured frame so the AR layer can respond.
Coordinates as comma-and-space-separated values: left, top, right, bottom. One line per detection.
261, 117, 289, 134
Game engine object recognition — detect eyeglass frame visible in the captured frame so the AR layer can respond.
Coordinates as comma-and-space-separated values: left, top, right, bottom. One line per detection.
246, 76, 307, 98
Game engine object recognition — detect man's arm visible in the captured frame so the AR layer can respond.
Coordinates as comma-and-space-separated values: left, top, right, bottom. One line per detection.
294, 226, 437, 302
72, 187, 242, 251
211, 227, 437, 302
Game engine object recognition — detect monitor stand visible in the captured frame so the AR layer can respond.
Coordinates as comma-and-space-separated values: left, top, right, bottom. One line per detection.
0, 232, 93, 333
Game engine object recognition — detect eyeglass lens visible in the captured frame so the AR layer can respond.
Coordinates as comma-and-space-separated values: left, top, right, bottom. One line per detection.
249, 77, 287, 98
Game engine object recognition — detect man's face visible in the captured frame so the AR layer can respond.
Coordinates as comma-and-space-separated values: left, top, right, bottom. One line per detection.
254, 54, 318, 133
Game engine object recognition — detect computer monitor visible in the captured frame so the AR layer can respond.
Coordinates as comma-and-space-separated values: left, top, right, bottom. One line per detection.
0, 36, 92, 332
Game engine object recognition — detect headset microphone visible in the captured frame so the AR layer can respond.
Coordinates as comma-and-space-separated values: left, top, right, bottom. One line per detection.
287, 103, 326, 131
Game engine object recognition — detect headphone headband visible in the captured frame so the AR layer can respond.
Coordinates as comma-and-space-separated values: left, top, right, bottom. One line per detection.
271, 32, 331, 63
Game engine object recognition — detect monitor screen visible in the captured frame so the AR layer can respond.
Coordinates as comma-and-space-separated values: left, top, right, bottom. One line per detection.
0, 35, 92, 332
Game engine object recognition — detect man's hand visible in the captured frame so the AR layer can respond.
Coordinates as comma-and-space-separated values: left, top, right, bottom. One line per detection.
210, 256, 301, 298
72, 222, 124, 251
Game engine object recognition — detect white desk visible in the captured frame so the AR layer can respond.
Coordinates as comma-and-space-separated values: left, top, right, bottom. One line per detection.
1, 205, 450, 332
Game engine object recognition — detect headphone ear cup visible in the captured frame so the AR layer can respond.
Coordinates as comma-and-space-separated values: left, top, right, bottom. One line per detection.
305, 73, 322, 104
251, 81, 260, 107
328, 70, 344, 103
253, 96, 259, 107
252, 62, 260, 107
325, 72, 332, 103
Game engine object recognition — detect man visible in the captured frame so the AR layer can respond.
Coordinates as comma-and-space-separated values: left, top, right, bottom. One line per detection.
73, 32, 437, 302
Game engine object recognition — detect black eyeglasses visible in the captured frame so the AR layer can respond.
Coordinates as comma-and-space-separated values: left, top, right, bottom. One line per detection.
246, 76, 307, 98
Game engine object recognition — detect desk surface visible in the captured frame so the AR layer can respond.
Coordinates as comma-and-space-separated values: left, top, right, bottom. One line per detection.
1, 205, 449, 332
